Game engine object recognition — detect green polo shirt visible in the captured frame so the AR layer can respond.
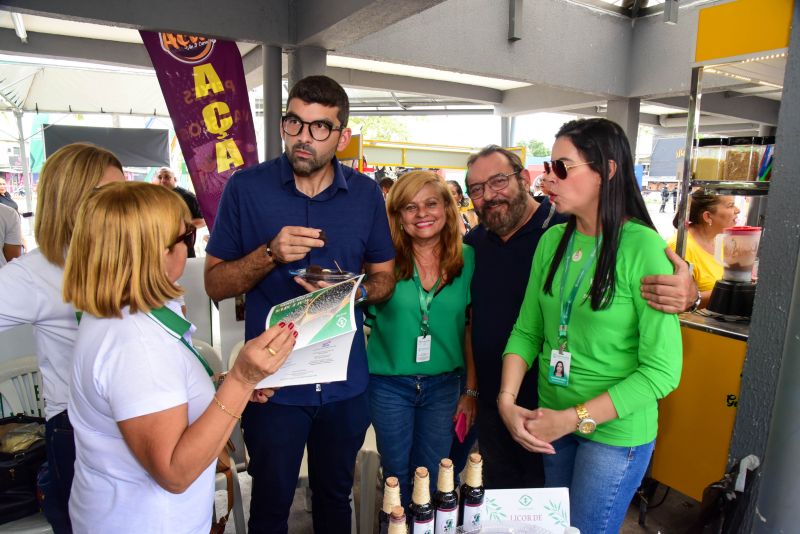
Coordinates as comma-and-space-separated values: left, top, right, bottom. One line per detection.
504, 221, 682, 447
367, 244, 474, 376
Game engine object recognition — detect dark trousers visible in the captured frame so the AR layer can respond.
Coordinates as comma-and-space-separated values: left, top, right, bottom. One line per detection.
43, 410, 75, 534
476, 400, 545, 490
242, 393, 371, 534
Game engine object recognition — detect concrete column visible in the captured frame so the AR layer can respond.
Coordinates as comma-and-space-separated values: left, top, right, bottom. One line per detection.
501, 116, 511, 147
732, 4, 800, 531
287, 46, 327, 89
607, 97, 641, 156
262, 44, 283, 161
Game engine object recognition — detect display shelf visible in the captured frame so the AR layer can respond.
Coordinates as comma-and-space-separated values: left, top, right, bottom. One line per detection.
691, 180, 770, 196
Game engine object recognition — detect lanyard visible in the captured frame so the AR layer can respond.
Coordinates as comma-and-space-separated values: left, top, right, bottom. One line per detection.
412, 264, 442, 337
148, 306, 214, 378
558, 232, 601, 352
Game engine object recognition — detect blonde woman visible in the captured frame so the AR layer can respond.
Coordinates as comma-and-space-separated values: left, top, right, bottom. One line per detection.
365, 170, 476, 504
63, 182, 297, 533
0, 143, 124, 532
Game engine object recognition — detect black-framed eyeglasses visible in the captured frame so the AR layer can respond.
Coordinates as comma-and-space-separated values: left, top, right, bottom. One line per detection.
467, 171, 518, 199
281, 114, 343, 142
170, 225, 196, 249
544, 160, 595, 180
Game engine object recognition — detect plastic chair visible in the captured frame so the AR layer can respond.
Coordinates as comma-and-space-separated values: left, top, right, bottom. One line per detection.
193, 340, 223, 376
357, 426, 381, 534
0, 356, 44, 418
0, 512, 53, 533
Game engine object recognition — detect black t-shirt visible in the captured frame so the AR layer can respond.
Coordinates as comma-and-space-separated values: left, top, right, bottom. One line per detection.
465, 197, 567, 408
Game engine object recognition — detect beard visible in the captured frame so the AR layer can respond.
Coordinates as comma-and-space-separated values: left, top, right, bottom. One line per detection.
474, 183, 530, 236
286, 142, 334, 177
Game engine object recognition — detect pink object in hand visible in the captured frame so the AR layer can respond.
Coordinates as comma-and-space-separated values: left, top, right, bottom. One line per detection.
455, 412, 468, 443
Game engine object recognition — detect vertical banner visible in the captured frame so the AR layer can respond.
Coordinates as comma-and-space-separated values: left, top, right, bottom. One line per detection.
140, 31, 258, 230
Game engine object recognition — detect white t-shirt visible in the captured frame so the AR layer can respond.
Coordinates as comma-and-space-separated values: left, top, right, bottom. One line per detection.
0, 249, 77, 419
0, 203, 21, 268
68, 307, 215, 533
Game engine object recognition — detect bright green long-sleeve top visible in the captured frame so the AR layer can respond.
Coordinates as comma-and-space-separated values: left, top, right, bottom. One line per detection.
366, 244, 474, 376
504, 220, 682, 447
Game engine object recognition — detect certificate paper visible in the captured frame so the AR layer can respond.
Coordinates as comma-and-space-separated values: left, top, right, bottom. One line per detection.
256, 275, 364, 388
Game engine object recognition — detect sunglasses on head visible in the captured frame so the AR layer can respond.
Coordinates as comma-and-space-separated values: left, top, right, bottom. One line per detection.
544, 160, 595, 180
170, 225, 196, 249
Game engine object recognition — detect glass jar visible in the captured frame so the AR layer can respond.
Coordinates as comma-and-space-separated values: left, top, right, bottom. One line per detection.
724, 137, 761, 181
692, 138, 727, 181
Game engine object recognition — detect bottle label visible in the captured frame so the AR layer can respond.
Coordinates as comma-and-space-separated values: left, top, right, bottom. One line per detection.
462, 502, 482, 528
434, 508, 457, 533
413, 517, 434, 534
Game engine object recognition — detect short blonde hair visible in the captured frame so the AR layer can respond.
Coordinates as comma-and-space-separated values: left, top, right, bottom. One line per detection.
35, 143, 123, 267
63, 182, 190, 318
386, 170, 463, 282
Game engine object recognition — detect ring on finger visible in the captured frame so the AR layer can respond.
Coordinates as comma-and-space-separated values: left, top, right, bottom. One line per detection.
266, 346, 277, 356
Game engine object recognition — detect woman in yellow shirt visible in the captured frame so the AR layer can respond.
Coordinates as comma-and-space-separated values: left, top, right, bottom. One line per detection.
668, 191, 739, 308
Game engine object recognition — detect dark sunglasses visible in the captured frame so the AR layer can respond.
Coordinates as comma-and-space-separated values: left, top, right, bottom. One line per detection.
170, 225, 196, 249
544, 160, 594, 180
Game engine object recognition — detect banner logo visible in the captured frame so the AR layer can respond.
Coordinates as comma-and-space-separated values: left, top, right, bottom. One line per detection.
159, 33, 216, 64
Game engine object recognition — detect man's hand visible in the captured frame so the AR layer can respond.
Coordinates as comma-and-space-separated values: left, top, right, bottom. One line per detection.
294, 277, 331, 293
270, 226, 325, 264
640, 247, 697, 313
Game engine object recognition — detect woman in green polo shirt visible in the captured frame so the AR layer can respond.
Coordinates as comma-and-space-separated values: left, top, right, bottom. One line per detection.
366, 170, 476, 505
497, 118, 682, 534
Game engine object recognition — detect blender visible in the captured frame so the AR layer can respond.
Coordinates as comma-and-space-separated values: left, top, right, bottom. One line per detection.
708, 226, 761, 318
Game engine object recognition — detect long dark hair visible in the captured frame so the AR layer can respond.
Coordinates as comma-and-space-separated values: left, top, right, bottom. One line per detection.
543, 118, 654, 310
672, 190, 720, 228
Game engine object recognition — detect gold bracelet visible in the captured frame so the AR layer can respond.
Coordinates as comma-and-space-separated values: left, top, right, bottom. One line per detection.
213, 395, 241, 420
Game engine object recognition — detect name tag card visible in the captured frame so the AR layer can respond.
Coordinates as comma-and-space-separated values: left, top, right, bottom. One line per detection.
482, 488, 570, 532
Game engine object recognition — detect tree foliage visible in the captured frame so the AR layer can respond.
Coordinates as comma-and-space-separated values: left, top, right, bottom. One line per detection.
521, 139, 550, 157
348, 116, 409, 141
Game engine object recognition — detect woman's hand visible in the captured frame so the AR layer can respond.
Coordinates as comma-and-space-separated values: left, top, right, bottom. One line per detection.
523, 408, 577, 445
228, 322, 297, 386
497, 398, 555, 455
250, 388, 278, 403
454, 394, 477, 432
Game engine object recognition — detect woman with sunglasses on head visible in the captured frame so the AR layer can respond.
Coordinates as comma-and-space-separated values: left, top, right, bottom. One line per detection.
365, 170, 476, 505
0, 143, 125, 532
497, 118, 682, 534
63, 182, 297, 533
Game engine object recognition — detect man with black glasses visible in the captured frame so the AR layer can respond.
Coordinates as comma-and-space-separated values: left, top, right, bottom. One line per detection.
464, 145, 696, 490
205, 75, 395, 534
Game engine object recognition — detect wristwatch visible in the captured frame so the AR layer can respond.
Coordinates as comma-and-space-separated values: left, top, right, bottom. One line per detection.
265, 242, 280, 263
575, 403, 597, 434
355, 285, 368, 305
688, 289, 702, 313
465, 388, 479, 398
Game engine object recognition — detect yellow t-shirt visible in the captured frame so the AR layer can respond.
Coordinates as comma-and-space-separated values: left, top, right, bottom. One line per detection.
668, 231, 723, 291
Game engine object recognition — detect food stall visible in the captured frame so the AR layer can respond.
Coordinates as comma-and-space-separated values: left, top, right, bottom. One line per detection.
649, 0, 792, 502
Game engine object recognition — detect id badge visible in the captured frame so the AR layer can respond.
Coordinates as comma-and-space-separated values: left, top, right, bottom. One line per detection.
548, 349, 571, 387
416, 335, 432, 363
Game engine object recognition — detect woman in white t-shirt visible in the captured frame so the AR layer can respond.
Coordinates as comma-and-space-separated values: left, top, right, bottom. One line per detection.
0, 143, 125, 532
63, 182, 297, 533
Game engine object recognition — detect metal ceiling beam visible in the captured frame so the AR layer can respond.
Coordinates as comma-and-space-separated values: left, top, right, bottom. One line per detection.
0, 28, 152, 69
0, 0, 289, 45
651, 91, 781, 126
496, 84, 605, 116
326, 66, 503, 104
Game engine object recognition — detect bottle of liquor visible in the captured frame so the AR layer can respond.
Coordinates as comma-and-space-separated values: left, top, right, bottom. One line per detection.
458, 453, 485, 529
379, 477, 402, 534
388, 505, 408, 534
408, 466, 435, 534
433, 458, 458, 533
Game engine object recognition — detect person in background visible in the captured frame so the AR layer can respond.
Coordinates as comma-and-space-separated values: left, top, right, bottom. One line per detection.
205, 75, 396, 534
379, 177, 395, 199
0, 143, 124, 533
659, 185, 669, 213
464, 142, 695, 493
0, 203, 22, 266
158, 167, 205, 258
671, 187, 678, 211
446, 180, 478, 235
64, 182, 296, 533
668, 190, 739, 309
366, 170, 476, 504
498, 118, 682, 534
0, 177, 19, 212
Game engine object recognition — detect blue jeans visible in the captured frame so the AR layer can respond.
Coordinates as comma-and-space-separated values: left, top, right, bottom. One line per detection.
242, 392, 370, 534
543, 434, 655, 534
369, 373, 460, 506
43, 410, 75, 534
